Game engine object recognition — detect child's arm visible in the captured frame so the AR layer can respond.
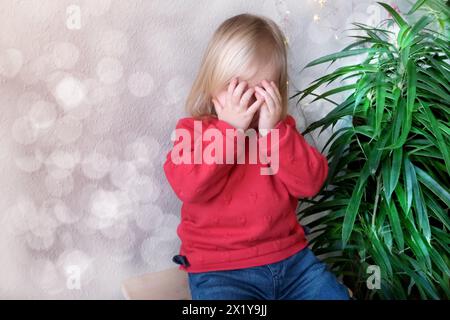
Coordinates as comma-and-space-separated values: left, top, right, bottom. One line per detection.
262, 115, 329, 198
163, 117, 237, 203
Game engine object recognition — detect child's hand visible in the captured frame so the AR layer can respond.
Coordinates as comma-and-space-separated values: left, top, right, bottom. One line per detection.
255, 80, 282, 136
212, 77, 265, 130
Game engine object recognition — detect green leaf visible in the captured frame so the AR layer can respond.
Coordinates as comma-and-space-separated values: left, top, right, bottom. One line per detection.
420, 101, 450, 174
407, 0, 428, 14
385, 59, 417, 148
378, 2, 407, 28
415, 166, 450, 208
375, 72, 387, 138
311, 84, 357, 102
341, 169, 368, 248
404, 156, 431, 242
304, 48, 378, 68
390, 147, 403, 200
385, 199, 404, 251
402, 156, 414, 216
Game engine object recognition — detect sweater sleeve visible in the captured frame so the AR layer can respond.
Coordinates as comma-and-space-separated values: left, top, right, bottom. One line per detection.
259, 115, 329, 198
163, 117, 238, 203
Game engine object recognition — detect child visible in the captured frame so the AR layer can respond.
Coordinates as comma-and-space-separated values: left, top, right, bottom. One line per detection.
163, 13, 350, 300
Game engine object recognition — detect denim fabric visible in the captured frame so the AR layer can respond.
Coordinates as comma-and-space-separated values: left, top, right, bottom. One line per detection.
188, 247, 350, 300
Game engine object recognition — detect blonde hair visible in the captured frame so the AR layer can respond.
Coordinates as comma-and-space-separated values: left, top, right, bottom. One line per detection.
185, 13, 289, 120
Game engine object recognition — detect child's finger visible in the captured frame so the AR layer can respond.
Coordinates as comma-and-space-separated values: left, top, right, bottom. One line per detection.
255, 86, 274, 113
261, 80, 280, 107
255, 91, 263, 100
227, 77, 238, 95
226, 77, 238, 108
232, 80, 248, 107
240, 87, 255, 109
246, 95, 264, 115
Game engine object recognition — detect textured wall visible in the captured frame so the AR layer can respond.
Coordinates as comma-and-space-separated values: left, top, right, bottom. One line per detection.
0, 0, 401, 299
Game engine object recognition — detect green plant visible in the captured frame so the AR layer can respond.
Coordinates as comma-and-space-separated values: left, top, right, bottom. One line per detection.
294, 1, 449, 299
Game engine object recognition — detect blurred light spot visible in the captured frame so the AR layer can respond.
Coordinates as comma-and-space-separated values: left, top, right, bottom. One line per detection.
30, 259, 63, 295
90, 189, 119, 219
6, 197, 38, 235
59, 231, 75, 247
26, 55, 57, 84
54, 76, 86, 110
114, 189, 140, 217
84, 189, 133, 230
82, 151, 111, 180
25, 232, 55, 251
82, 0, 111, 16
12, 117, 38, 145
140, 238, 178, 267
66, 102, 92, 120
83, 78, 106, 105
55, 206, 79, 226
100, 216, 129, 239
48, 149, 80, 170
128, 72, 154, 97
16, 91, 42, 115
28, 100, 57, 129
0, 136, 9, 160
45, 171, 74, 197
129, 175, 160, 203
161, 214, 181, 236
124, 135, 161, 167
87, 105, 115, 135
0, 48, 23, 78
98, 29, 128, 57
31, 203, 60, 238
164, 75, 190, 105
96, 57, 123, 84
51, 42, 80, 69
107, 232, 137, 263
55, 115, 83, 144
110, 162, 138, 190
15, 149, 44, 173
135, 204, 164, 232
19, 0, 57, 23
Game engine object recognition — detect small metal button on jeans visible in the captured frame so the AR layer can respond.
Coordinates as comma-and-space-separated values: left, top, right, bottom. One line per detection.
172, 254, 190, 267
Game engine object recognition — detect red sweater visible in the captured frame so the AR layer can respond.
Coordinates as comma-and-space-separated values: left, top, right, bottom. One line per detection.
163, 114, 329, 273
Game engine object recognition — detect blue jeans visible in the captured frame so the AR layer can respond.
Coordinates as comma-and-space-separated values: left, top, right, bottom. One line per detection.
188, 247, 350, 300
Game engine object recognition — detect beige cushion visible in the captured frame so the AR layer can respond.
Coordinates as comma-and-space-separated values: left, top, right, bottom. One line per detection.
122, 267, 191, 300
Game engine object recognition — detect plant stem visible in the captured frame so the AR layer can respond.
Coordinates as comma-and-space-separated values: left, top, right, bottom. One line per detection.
372, 174, 381, 227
